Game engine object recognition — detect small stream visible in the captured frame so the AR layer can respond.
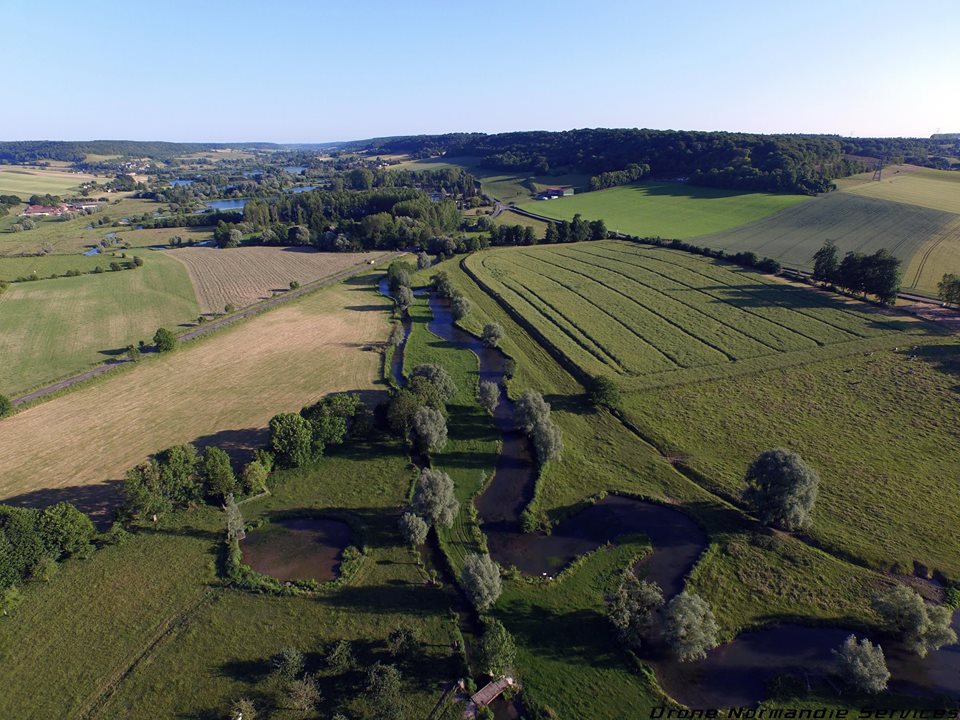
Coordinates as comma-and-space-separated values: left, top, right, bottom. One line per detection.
380, 274, 960, 708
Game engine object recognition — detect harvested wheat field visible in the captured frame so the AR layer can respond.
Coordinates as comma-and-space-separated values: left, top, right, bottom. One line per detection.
165, 245, 391, 313
0, 272, 391, 517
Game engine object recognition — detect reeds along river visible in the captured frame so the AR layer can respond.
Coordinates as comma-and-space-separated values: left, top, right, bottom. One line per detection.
384, 274, 960, 708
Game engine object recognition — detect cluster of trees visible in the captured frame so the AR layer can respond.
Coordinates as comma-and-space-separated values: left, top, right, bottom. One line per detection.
239, 187, 464, 251
0, 140, 276, 164
590, 162, 650, 191
812, 241, 901, 305
354, 130, 874, 195
122, 443, 263, 518
387, 363, 455, 454
0, 501, 109, 614
269, 393, 372, 469
841, 136, 960, 170
514, 390, 563, 467
0, 194, 20, 218
937, 273, 960, 306
607, 571, 719, 661
544, 214, 607, 244
229, 635, 416, 720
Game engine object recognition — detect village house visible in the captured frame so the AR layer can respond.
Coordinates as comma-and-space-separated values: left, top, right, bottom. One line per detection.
535, 186, 575, 200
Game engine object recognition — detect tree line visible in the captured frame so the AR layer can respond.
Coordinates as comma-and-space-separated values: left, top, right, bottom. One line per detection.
812, 241, 901, 305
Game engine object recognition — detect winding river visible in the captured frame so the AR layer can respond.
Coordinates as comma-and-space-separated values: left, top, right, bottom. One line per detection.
382, 275, 960, 708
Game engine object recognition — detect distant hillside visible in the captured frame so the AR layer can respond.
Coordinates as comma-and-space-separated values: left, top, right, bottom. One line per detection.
0, 140, 280, 163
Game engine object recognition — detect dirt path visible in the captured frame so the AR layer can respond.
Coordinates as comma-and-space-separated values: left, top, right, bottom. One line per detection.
12, 254, 400, 408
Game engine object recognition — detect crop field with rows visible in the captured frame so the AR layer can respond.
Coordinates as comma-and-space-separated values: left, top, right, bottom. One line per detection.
465, 240, 934, 388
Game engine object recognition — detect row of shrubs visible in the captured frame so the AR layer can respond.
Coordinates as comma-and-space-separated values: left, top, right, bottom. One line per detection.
11, 255, 143, 283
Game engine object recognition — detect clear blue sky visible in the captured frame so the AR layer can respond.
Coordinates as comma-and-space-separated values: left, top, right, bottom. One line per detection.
2, 0, 958, 142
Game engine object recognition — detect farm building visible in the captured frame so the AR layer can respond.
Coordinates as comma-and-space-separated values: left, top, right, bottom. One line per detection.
22, 204, 70, 216
535, 186, 574, 200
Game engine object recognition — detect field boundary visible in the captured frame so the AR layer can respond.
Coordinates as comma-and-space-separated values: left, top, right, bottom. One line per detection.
11, 253, 401, 408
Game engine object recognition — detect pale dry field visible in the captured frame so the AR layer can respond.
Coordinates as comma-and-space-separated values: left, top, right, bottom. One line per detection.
0, 273, 391, 512
165, 246, 391, 313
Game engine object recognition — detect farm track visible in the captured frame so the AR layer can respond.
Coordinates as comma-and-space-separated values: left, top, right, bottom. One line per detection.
11, 254, 400, 407
77, 589, 220, 720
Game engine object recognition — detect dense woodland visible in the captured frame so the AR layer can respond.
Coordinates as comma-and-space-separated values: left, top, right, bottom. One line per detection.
352, 130, 960, 194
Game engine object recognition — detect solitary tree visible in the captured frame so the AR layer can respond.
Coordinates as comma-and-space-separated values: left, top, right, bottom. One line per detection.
742, 448, 819, 531
871, 585, 957, 657
416, 251, 432, 270
412, 468, 459, 528
125, 344, 140, 363
229, 697, 257, 720
387, 625, 420, 659
326, 639, 356, 674
937, 273, 960, 306
0, 395, 12, 418
202, 446, 236, 501
451, 293, 472, 321
224, 493, 245, 541
531, 419, 563, 464
393, 285, 414, 315
586, 375, 620, 409
482, 322, 505, 348
478, 380, 500, 415
410, 406, 448, 453
269, 413, 313, 468
607, 572, 664, 650
812, 240, 839, 284
477, 618, 517, 676
153, 327, 176, 353
398, 512, 429, 546
661, 591, 719, 662
514, 390, 551, 433
388, 322, 405, 348
410, 363, 458, 403
366, 662, 404, 720
833, 635, 889, 693
283, 676, 321, 714
241, 460, 268, 494
272, 647, 305, 680
461, 553, 502, 610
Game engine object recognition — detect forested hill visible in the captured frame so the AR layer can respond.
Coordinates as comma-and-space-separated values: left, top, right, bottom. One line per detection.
0, 140, 279, 163
354, 129, 960, 195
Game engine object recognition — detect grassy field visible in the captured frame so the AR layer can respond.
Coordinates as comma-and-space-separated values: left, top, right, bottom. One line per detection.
0, 251, 199, 395
460, 242, 958, 580
0, 248, 149, 281
842, 167, 960, 214
495, 208, 549, 238
622, 343, 960, 580
516, 182, 809, 238
0, 166, 102, 197
0, 272, 391, 511
693, 192, 960, 294
0, 444, 458, 720
166, 246, 392, 313
465, 241, 932, 387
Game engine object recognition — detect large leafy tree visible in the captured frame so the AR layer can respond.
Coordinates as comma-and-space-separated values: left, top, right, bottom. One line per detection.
661, 591, 719, 662
742, 448, 819, 531
412, 468, 459, 528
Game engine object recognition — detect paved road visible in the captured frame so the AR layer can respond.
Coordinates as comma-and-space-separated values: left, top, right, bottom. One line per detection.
12, 253, 400, 408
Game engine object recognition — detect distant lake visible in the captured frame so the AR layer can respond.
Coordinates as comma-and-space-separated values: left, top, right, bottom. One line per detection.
284, 166, 306, 174
207, 198, 247, 211
290, 185, 316, 193
170, 179, 194, 187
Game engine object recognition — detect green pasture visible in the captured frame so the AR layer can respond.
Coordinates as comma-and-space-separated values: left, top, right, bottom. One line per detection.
517, 182, 808, 238
0, 444, 459, 720
0, 251, 198, 396
0, 248, 147, 281
465, 241, 930, 385
0, 167, 95, 198
622, 342, 960, 580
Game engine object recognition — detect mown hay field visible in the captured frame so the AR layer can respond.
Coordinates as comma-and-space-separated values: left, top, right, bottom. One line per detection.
0, 273, 391, 509
465, 241, 933, 388
0, 166, 102, 197
164, 246, 392, 313
841, 167, 960, 214
516, 182, 809, 238
0, 251, 199, 396
694, 192, 960, 294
